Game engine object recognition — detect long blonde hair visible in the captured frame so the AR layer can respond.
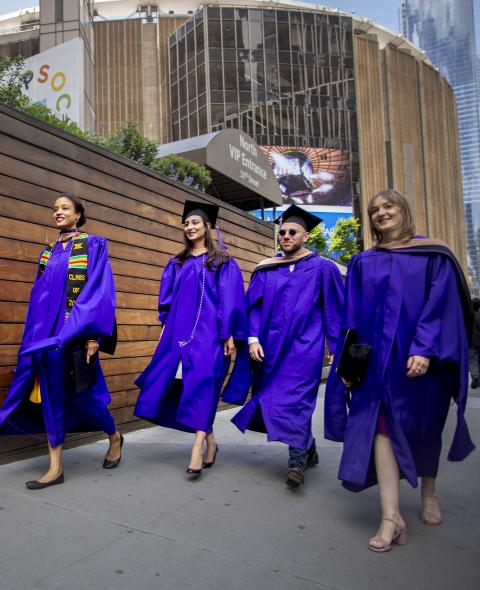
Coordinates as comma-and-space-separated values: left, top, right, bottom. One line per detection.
367, 189, 416, 244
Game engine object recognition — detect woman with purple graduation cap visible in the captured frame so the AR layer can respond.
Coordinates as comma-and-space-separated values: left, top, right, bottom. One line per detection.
134, 200, 247, 478
0, 194, 123, 489
325, 189, 475, 552
226, 205, 344, 488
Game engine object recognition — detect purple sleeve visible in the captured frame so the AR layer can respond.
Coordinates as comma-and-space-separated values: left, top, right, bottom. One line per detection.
341, 255, 360, 331
407, 254, 474, 462
19, 237, 116, 356
246, 270, 266, 339
409, 255, 459, 361
158, 259, 176, 325
321, 262, 345, 355
217, 257, 247, 341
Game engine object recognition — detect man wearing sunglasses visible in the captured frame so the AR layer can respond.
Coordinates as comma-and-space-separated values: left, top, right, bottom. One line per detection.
228, 205, 344, 488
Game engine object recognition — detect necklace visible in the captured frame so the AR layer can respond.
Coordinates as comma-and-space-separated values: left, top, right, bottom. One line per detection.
178, 254, 207, 347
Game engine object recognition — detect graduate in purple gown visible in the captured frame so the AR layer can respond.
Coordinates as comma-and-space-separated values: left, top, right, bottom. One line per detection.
325, 189, 475, 552
134, 200, 247, 478
0, 194, 123, 489
227, 206, 344, 488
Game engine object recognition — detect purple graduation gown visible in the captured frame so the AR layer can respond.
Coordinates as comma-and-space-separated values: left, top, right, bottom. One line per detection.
324, 246, 475, 491
0, 236, 117, 446
134, 254, 247, 433
230, 254, 344, 450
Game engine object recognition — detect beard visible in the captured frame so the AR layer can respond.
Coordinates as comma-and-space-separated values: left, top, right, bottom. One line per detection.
280, 241, 304, 255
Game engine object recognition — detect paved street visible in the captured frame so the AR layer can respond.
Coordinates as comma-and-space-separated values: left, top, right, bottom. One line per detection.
0, 385, 479, 590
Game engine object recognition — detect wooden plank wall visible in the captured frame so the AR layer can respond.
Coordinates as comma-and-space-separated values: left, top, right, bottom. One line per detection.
0, 104, 274, 463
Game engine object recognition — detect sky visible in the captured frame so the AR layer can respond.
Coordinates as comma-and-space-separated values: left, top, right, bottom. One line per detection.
0, 0, 401, 31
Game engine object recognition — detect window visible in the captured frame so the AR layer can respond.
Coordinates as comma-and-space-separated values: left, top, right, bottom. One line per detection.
196, 24, 204, 52
55, 0, 63, 23
209, 63, 224, 90
249, 20, 263, 50
277, 23, 290, 50
224, 62, 238, 90
187, 30, 195, 59
264, 22, 277, 50
222, 20, 236, 47
208, 21, 222, 48
170, 46, 177, 71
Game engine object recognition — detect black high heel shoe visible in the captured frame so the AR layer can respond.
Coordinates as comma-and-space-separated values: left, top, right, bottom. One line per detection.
203, 445, 219, 469
103, 434, 124, 469
185, 466, 203, 479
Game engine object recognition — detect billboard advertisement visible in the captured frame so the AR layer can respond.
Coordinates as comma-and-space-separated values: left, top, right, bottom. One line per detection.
23, 37, 85, 128
255, 146, 353, 241
259, 146, 352, 209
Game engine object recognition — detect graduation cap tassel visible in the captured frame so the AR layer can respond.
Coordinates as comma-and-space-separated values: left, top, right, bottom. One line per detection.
216, 225, 228, 250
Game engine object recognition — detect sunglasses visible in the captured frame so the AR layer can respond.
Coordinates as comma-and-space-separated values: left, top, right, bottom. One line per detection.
278, 228, 301, 237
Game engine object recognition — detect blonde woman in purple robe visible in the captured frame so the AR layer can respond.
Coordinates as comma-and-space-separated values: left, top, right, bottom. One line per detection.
325, 190, 474, 552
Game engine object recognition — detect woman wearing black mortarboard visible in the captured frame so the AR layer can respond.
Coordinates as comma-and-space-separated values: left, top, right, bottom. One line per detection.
134, 201, 248, 477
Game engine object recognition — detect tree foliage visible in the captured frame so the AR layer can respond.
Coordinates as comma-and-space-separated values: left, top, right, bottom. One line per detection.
329, 217, 360, 264
0, 56, 31, 109
306, 223, 328, 254
151, 153, 212, 191
23, 101, 91, 139
96, 122, 158, 167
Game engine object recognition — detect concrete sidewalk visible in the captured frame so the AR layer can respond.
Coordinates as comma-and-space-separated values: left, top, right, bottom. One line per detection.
0, 386, 479, 590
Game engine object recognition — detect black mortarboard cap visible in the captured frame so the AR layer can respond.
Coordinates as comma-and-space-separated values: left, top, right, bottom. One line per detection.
182, 200, 219, 226
274, 205, 322, 232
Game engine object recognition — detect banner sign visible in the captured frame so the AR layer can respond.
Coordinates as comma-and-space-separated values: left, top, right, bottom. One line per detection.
23, 37, 85, 128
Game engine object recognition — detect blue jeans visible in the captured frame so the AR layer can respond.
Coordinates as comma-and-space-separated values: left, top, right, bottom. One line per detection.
288, 439, 316, 470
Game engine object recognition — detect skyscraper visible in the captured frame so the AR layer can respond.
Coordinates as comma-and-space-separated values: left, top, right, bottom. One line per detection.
403, 0, 480, 295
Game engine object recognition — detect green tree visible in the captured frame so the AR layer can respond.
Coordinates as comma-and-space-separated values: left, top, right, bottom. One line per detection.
329, 217, 360, 264
0, 56, 32, 109
97, 122, 158, 167
151, 153, 212, 192
306, 223, 328, 254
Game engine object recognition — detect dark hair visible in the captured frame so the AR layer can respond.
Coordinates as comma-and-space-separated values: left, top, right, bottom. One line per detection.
56, 193, 87, 227
367, 189, 415, 244
176, 217, 229, 270
473, 298, 480, 312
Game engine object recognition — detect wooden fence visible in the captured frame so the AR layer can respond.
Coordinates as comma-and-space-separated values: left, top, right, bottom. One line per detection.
0, 104, 274, 464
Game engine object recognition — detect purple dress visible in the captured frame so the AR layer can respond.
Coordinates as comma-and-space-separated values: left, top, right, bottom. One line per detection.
0, 236, 117, 447
325, 246, 475, 491
134, 254, 247, 433
229, 254, 344, 450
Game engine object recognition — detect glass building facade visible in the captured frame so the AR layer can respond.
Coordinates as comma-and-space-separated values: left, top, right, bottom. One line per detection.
403, 0, 480, 294
169, 6, 358, 216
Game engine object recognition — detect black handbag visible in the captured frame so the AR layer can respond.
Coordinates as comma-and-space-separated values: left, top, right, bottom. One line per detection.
335, 329, 372, 385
